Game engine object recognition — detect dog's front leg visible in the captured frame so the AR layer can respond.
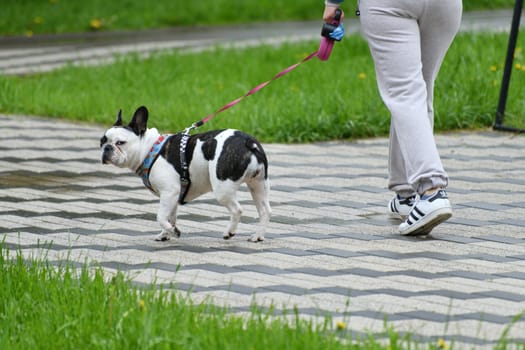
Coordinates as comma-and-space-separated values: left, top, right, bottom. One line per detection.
155, 192, 178, 241
169, 206, 181, 238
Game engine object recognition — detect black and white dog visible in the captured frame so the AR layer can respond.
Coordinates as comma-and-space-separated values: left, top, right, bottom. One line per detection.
100, 106, 271, 242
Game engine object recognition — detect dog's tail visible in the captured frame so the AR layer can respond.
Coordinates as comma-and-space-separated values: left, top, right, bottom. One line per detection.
246, 137, 268, 179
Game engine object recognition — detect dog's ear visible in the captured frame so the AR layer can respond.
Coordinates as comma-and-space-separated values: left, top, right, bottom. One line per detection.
128, 106, 149, 136
113, 109, 123, 126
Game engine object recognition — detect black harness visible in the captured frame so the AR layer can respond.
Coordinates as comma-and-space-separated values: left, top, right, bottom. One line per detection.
178, 132, 191, 205
136, 132, 192, 205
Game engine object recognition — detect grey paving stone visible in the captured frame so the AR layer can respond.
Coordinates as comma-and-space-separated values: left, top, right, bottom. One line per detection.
477, 235, 525, 244
262, 284, 308, 295
445, 270, 496, 281
268, 247, 319, 257
336, 268, 389, 278
182, 263, 242, 274
459, 312, 517, 324
474, 290, 525, 302
461, 202, 515, 211
397, 310, 450, 323
328, 231, 386, 240
306, 248, 364, 258
2, 114, 525, 346
286, 267, 343, 276
437, 235, 485, 244
237, 264, 287, 275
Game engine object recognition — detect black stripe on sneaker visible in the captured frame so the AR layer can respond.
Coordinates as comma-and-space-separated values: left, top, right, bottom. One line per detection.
413, 206, 425, 217
392, 201, 398, 213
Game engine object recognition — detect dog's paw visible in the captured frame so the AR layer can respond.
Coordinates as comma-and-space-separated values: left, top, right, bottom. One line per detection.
248, 234, 264, 242
223, 232, 235, 240
155, 231, 171, 241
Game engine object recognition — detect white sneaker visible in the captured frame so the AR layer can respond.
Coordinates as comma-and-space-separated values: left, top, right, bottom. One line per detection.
388, 194, 417, 219
399, 189, 452, 236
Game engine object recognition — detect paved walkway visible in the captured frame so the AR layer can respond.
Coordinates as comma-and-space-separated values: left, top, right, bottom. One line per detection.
1, 8, 525, 348
1, 114, 525, 347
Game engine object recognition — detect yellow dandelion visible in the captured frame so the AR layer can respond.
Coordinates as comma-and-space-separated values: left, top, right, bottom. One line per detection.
522, 65, 525, 71
90, 18, 102, 30
138, 299, 146, 312
33, 16, 43, 24
336, 321, 346, 330
25, 30, 33, 38
515, 47, 522, 59
490, 65, 497, 72
438, 338, 449, 350
516, 63, 522, 70
358, 72, 366, 80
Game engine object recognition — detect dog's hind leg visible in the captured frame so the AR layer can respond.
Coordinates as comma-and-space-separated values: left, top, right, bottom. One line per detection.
214, 183, 243, 240
246, 178, 271, 242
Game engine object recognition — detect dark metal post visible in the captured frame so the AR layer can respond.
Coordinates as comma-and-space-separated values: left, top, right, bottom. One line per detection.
494, 0, 523, 131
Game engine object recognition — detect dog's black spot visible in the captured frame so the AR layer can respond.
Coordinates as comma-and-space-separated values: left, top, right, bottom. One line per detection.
245, 136, 268, 179
159, 130, 267, 183
216, 131, 268, 181
100, 135, 108, 148
200, 132, 220, 161
161, 130, 223, 175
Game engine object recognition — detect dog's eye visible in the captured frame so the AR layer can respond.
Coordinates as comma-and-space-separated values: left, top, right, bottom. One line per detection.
116, 141, 126, 146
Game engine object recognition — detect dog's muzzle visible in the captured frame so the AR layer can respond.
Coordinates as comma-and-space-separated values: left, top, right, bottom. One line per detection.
102, 144, 113, 164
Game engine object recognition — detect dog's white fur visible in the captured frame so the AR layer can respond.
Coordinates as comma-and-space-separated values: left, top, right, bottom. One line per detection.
100, 107, 271, 242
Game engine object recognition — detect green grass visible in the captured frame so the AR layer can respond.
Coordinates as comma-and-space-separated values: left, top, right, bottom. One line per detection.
1, 30, 524, 142
2, 241, 524, 350
0, 0, 517, 36
0, 241, 404, 349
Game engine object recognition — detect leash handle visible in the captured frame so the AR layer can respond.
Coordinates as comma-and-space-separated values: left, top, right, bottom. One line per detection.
318, 8, 342, 61
187, 50, 319, 131
321, 9, 342, 38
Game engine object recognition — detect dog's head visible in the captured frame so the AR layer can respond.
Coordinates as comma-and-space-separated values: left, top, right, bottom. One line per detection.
100, 106, 150, 169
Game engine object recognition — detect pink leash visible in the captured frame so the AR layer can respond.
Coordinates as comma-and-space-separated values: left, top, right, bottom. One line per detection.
183, 16, 341, 133
186, 50, 319, 132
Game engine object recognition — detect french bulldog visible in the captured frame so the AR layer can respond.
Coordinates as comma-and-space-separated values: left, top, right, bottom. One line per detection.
100, 106, 271, 242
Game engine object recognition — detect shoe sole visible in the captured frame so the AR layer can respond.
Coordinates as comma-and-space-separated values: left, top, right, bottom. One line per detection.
400, 207, 453, 236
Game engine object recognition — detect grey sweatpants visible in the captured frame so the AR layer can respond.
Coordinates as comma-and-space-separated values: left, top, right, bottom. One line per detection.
359, 0, 462, 197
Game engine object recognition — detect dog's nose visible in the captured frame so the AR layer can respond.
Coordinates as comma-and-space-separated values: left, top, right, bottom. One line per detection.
102, 145, 113, 164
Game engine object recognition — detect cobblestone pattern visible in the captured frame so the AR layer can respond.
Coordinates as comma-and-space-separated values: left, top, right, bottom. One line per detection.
1, 114, 525, 347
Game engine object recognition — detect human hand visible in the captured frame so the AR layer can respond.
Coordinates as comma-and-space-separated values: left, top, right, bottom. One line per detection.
322, 6, 345, 23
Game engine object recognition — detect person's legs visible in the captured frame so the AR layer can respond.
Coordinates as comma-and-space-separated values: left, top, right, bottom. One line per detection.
396, 0, 462, 235
359, 0, 461, 234
417, 0, 462, 194
359, 0, 446, 197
